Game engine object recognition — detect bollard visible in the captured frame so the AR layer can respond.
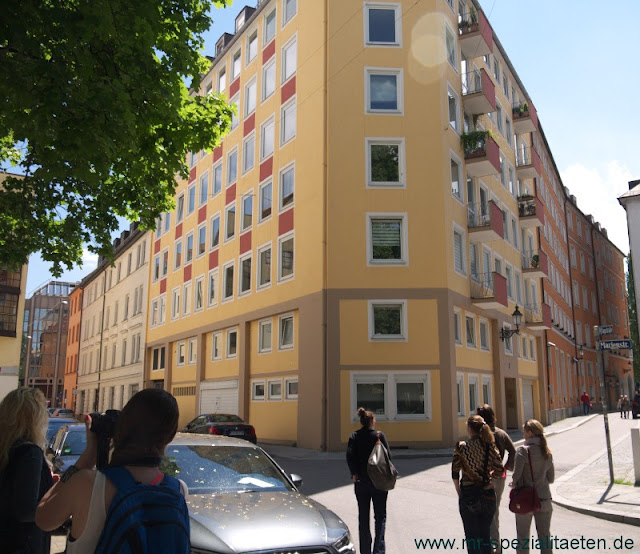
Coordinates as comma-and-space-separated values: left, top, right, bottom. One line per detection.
632, 428, 640, 486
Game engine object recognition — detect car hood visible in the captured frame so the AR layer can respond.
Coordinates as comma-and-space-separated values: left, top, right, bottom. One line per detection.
188, 491, 348, 553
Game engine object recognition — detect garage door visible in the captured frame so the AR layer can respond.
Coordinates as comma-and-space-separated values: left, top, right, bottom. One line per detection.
522, 381, 534, 422
199, 380, 239, 415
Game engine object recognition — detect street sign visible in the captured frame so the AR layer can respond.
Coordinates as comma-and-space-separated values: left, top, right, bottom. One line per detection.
598, 325, 614, 336
598, 339, 632, 351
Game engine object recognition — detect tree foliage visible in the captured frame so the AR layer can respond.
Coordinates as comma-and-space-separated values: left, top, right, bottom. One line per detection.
0, 0, 233, 275
626, 255, 640, 386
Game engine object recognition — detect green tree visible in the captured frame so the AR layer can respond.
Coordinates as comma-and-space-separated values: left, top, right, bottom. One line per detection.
0, 0, 234, 275
626, 255, 640, 385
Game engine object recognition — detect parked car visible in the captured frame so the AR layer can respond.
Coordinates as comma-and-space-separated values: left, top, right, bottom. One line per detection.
46, 423, 86, 474
632, 392, 640, 419
51, 408, 75, 417
46, 417, 78, 442
164, 434, 355, 554
182, 413, 257, 444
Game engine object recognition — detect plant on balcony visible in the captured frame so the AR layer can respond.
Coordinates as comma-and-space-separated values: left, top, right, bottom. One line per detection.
461, 130, 488, 156
458, 8, 479, 32
514, 101, 530, 118
531, 254, 540, 269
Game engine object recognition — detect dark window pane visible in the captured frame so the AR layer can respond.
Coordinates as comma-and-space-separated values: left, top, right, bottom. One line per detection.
396, 382, 425, 415
369, 8, 396, 43
369, 74, 397, 110
373, 305, 401, 335
356, 383, 385, 415
371, 144, 399, 183
371, 219, 401, 260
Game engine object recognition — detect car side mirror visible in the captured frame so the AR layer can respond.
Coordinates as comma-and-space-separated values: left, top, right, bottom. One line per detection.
290, 474, 303, 489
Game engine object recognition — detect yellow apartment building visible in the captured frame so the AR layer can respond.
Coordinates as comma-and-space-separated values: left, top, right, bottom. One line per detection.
144, 0, 627, 449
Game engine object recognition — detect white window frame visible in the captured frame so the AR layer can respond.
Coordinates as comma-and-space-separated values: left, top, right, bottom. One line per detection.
278, 313, 294, 350
227, 147, 238, 186
264, 9, 276, 46
453, 223, 467, 276
231, 49, 242, 81
281, 35, 297, 83
252, 379, 266, 401
258, 319, 272, 353
450, 152, 463, 203
177, 341, 186, 366
282, 0, 297, 27
447, 83, 460, 133
241, 191, 253, 233
257, 242, 272, 290
465, 314, 476, 348
194, 275, 204, 312
187, 183, 196, 215
239, 252, 252, 296
479, 318, 490, 351
278, 232, 294, 282
173, 239, 182, 271
187, 338, 197, 365
212, 162, 223, 197
364, 2, 402, 47
246, 30, 258, 65
226, 328, 238, 358
285, 378, 299, 400
242, 132, 256, 174
229, 94, 240, 131
196, 223, 207, 258
280, 97, 297, 145
365, 137, 405, 188
365, 67, 404, 114
244, 78, 257, 118
366, 212, 409, 266
468, 375, 479, 414
225, 203, 236, 242
279, 162, 295, 212
182, 282, 192, 316
262, 60, 276, 102
482, 376, 492, 406
207, 268, 218, 308
258, 179, 273, 223
260, 116, 275, 160
171, 287, 180, 321
222, 260, 235, 302
454, 309, 462, 345
211, 332, 222, 361
445, 23, 457, 69
456, 373, 465, 417
267, 378, 283, 401
368, 299, 407, 341
210, 213, 221, 250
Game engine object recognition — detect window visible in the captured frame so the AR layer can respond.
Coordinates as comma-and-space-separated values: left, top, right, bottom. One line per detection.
282, 37, 297, 82
456, 374, 465, 416
453, 225, 466, 275
466, 315, 476, 347
174, 240, 182, 270
186, 183, 196, 216
280, 163, 294, 210
188, 338, 197, 364
223, 262, 234, 300
225, 204, 236, 241
212, 163, 222, 197
247, 31, 258, 64
211, 332, 222, 360
264, 9, 276, 45
151, 298, 159, 327
261, 117, 275, 159
252, 380, 265, 401
479, 320, 489, 350
258, 244, 272, 288
176, 194, 185, 223
521, 336, 528, 359
470, 243, 479, 281
185, 232, 194, 264
283, 0, 296, 26
152, 347, 165, 371
268, 379, 282, 400
279, 314, 294, 349
245, 79, 257, 117
227, 329, 238, 357
194, 276, 204, 311
370, 301, 406, 340
365, 3, 401, 46
451, 156, 462, 200
240, 254, 252, 294
468, 376, 478, 413
445, 25, 456, 67
368, 214, 407, 265
183, 282, 191, 315
278, 233, 294, 281
218, 67, 226, 93
199, 172, 208, 206
281, 99, 296, 144
262, 60, 276, 101
207, 269, 218, 307
448, 86, 460, 132
367, 138, 404, 187
496, 103, 504, 135
153, 254, 160, 282
230, 94, 239, 130
197, 224, 206, 257
171, 287, 180, 320
161, 249, 169, 278
285, 379, 298, 400
231, 50, 241, 80
366, 68, 403, 113
259, 180, 272, 221
259, 319, 272, 352
227, 149, 238, 185
454, 310, 462, 345
177, 342, 186, 366
243, 133, 255, 173
210, 214, 220, 249
503, 324, 513, 354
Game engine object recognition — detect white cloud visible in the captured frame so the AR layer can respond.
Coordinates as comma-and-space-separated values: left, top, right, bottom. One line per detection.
81, 249, 99, 270
560, 161, 633, 255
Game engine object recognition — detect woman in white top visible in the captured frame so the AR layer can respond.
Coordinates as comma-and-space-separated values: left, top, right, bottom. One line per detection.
35, 389, 184, 552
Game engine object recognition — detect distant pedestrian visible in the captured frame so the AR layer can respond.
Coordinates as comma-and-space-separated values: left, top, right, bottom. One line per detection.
511, 420, 555, 554
347, 408, 391, 554
617, 395, 624, 418
0, 387, 56, 553
580, 391, 590, 415
452, 415, 504, 554
476, 405, 515, 554
622, 395, 630, 419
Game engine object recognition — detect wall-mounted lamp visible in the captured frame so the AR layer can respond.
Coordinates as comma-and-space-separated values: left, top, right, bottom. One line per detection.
500, 305, 522, 342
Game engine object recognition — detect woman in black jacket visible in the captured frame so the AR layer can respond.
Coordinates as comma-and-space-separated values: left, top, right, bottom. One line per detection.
0, 388, 55, 553
346, 407, 391, 554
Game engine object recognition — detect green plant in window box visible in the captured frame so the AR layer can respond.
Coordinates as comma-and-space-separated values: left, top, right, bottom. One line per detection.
531, 254, 540, 269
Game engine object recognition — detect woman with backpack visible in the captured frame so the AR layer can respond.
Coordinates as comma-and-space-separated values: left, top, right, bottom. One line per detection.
452, 415, 504, 554
36, 388, 190, 553
0, 387, 55, 553
346, 407, 391, 554
510, 419, 555, 554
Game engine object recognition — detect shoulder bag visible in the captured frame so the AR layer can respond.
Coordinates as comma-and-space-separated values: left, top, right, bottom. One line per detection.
509, 448, 541, 514
367, 432, 398, 491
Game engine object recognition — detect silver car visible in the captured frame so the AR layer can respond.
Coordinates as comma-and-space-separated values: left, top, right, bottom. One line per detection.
163, 434, 355, 554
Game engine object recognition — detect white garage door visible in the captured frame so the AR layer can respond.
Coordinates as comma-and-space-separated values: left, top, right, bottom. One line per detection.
199, 380, 239, 415
522, 382, 534, 422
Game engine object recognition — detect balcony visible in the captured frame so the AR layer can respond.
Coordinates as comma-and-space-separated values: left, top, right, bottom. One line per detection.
461, 69, 496, 115
458, 9, 493, 59
461, 131, 500, 177
471, 272, 508, 310
517, 195, 544, 228
512, 101, 538, 134
515, 146, 542, 180
467, 200, 504, 242
524, 303, 552, 331
522, 250, 548, 279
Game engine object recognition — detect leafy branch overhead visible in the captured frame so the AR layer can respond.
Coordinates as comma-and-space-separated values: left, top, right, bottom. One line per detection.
0, 0, 234, 275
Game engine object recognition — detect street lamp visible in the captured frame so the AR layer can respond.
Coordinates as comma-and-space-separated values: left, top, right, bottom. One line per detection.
500, 305, 522, 342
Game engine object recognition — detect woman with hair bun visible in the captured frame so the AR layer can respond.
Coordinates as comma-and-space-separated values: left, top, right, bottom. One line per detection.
0, 387, 55, 553
511, 419, 554, 554
452, 415, 504, 554
346, 407, 391, 554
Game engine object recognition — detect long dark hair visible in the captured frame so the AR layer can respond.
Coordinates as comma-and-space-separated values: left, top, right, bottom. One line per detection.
110, 389, 179, 466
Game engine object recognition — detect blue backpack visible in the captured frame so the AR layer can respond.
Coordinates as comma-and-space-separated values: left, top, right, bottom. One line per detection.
95, 466, 190, 554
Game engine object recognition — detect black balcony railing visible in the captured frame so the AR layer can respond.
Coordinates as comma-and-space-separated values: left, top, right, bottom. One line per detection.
521, 250, 541, 271
518, 196, 538, 217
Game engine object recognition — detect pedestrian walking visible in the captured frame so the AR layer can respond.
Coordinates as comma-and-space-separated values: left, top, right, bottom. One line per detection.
617, 395, 624, 418
452, 415, 504, 554
0, 387, 56, 553
511, 419, 555, 554
622, 395, 630, 419
580, 391, 590, 415
347, 408, 391, 554
36, 388, 190, 553
476, 405, 515, 554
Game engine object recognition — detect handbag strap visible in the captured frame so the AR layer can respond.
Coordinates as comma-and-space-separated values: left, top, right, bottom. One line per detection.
526, 447, 535, 483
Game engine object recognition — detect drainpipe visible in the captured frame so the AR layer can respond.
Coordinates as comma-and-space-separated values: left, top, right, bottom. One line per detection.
321, 0, 329, 452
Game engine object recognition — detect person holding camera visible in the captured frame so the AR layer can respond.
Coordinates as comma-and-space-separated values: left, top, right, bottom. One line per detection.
0, 388, 56, 553
36, 388, 190, 553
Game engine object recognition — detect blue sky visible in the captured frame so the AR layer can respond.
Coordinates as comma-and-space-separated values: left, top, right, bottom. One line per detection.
26, 0, 640, 292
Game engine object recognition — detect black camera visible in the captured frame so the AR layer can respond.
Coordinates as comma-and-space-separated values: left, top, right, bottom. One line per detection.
89, 409, 120, 438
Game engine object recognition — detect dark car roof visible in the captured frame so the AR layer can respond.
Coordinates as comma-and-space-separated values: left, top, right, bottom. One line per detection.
170, 433, 257, 448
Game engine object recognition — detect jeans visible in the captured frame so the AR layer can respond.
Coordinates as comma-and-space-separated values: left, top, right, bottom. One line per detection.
355, 480, 388, 554
582, 403, 589, 415
491, 477, 506, 553
459, 487, 496, 554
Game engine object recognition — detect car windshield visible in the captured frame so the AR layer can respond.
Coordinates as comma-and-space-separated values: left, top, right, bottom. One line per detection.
209, 415, 243, 423
161, 445, 294, 494
47, 419, 74, 441
62, 430, 86, 455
